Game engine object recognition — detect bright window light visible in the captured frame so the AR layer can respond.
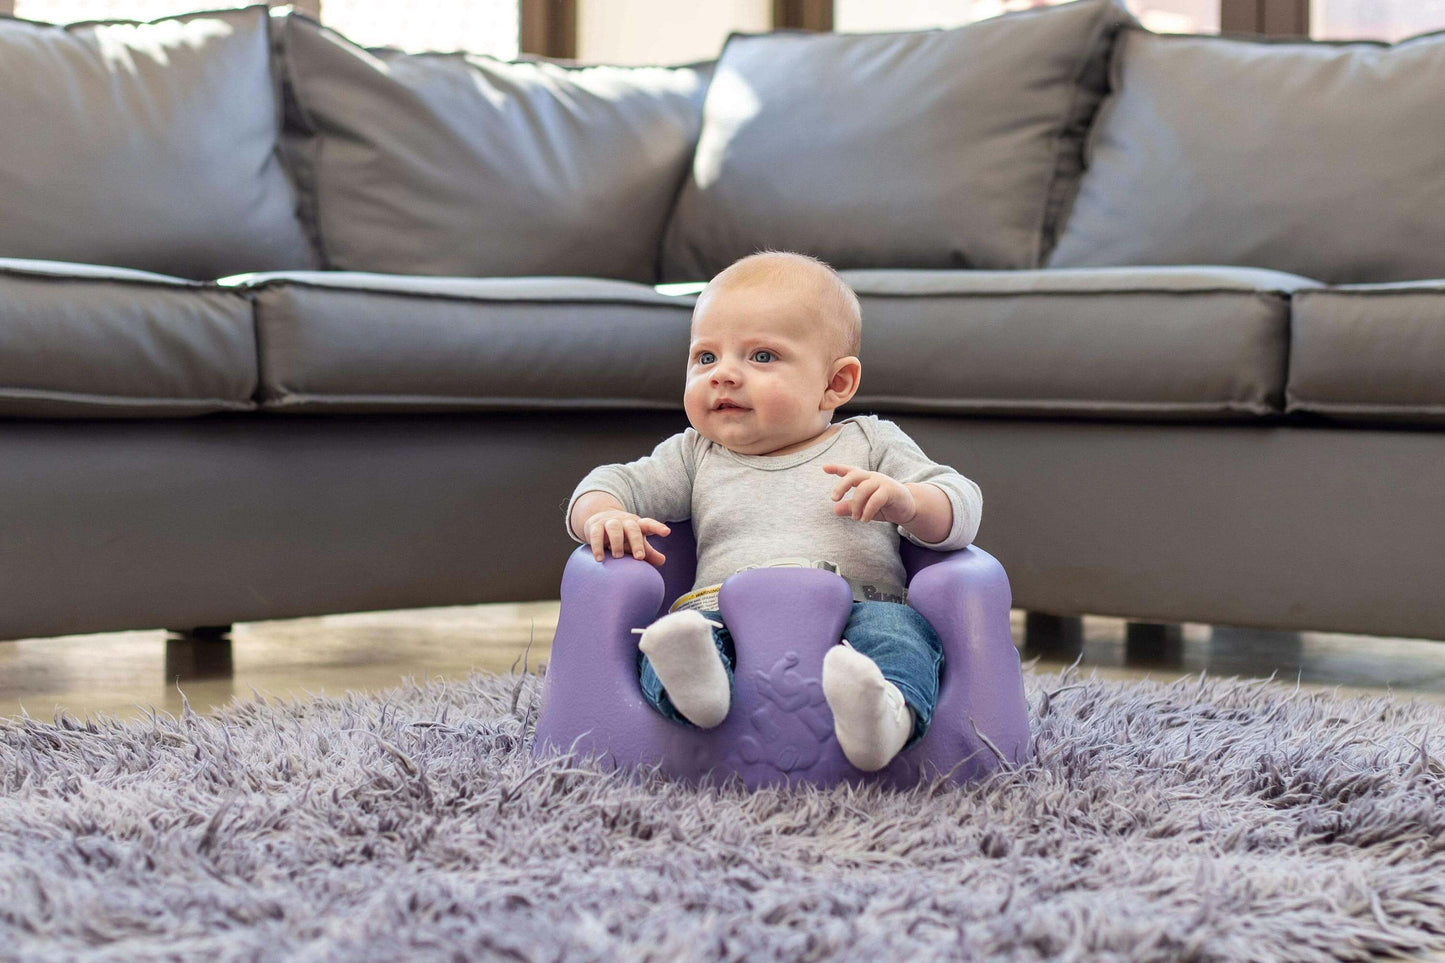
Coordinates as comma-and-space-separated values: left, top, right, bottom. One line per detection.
1310, 0, 1445, 41
834, 0, 1218, 34
13, 0, 244, 22
319, 0, 518, 56
13, 1, 520, 57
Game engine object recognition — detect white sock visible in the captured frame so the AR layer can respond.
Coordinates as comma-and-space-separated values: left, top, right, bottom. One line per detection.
634, 610, 730, 729
821, 640, 916, 772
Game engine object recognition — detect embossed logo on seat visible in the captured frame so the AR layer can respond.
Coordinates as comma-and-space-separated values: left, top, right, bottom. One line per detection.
735, 651, 834, 773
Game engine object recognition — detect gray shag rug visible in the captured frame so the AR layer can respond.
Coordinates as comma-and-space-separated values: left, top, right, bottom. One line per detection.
3, 659, 1445, 962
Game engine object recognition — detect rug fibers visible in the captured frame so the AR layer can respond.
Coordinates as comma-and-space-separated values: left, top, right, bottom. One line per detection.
2, 659, 1444, 962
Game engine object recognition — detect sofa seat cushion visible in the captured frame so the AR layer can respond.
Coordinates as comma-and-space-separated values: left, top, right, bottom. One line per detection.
838, 266, 1316, 420
0, 5, 315, 280
226, 265, 1313, 421
1287, 281, 1445, 427
225, 272, 697, 412
0, 259, 258, 418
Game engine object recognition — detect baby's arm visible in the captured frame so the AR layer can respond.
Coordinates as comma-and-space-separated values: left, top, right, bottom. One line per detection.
865, 418, 982, 551
564, 429, 697, 562
897, 482, 955, 545
568, 490, 625, 542
569, 491, 672, 564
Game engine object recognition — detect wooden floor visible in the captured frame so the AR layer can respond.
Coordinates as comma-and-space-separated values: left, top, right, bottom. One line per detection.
5, 602, 1445, 723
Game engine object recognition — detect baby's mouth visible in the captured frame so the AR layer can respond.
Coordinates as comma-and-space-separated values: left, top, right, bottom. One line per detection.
714, 402, 749, 412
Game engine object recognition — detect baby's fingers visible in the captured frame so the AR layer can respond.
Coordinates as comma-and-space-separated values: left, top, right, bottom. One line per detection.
634, 519, 670, 566
828, 469, 867, 501
860, 487, 891, 523
622, 526, 667, 566
623, 519, 650, 559
838, 479, 879, 519
605, 517, 629, 557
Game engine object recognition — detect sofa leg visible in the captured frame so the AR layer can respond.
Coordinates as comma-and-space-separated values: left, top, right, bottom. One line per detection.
1023, 612, 1083, 658
164, 625, 234, 682
167, 624, 232, 642
1125, 621, 1184, 667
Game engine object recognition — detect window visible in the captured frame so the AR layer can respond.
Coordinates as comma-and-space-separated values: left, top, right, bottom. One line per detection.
834, 0, 1217, 33
1127, 0, 1216, 33
319, 0, 517, 56
13, 0, 243, 21
575, 0, 769, 65
1310, 0, 1445, 41
11, 1, 520, 56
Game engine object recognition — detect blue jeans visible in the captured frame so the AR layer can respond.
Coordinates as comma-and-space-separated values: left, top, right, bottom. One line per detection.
637, 601, 944, 750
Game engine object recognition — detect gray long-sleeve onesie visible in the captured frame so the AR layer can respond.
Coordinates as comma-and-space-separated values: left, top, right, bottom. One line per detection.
564, 414, 982, 613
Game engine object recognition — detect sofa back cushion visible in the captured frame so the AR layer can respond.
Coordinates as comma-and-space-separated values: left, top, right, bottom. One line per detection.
278, 13, 711, 282
1047, 28, 1445, 284
0, 4, 315, 280
659, 0, 1135, 282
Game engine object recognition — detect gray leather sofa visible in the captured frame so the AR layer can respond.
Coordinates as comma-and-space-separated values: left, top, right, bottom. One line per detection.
3, 0, 1444, 644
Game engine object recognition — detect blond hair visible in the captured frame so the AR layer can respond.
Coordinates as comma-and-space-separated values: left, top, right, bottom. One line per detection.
698, 250, 861, 361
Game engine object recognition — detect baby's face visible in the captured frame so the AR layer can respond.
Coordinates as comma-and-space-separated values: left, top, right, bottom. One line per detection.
684, 282, 851, 456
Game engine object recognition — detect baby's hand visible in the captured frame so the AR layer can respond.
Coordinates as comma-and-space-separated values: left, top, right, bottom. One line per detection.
584, 509, 670, 566
823, 464, 917, 526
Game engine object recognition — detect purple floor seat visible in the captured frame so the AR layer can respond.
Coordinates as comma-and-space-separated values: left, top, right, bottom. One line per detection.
532, 520, 1033, 790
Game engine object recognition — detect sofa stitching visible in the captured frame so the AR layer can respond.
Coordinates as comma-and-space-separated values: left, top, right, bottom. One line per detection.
1294, 288, 1445, 298
256, 393, 1286, 414
0, 266, 1319, 302
0, 267, 220, 291
234, 278, 700, 308
0, 387, 254, 411
1286, 399, 1445, 414
0, 263, 1346, 302
232, 277, 1307, 303
854, 288, 1301, 300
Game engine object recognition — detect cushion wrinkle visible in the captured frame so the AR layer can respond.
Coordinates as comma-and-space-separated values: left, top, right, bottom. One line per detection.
277, 11, 332, 270
1034, 0, 1135, 265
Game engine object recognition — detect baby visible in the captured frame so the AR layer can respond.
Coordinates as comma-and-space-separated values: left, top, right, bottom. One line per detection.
564, 251, 982, 772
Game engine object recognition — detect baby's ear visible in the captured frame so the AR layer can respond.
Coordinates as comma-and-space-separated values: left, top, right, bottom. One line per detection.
825, 356, 861, 406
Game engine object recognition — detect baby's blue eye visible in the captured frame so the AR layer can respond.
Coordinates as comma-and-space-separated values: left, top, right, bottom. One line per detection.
694, 349, 774, 364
